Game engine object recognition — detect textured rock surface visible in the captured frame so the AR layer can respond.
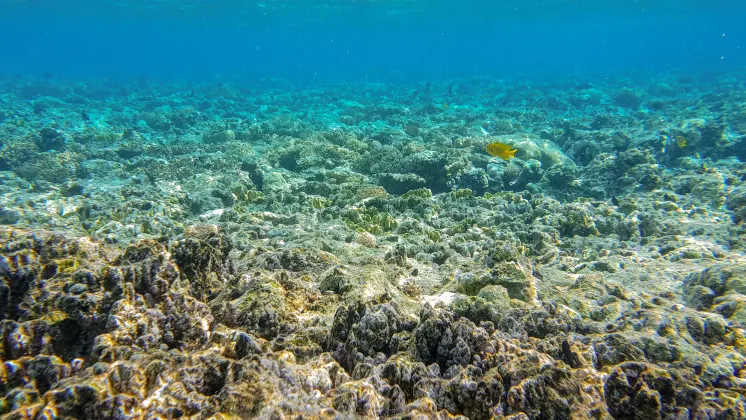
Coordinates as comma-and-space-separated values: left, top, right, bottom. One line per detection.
0, 73, 745, 418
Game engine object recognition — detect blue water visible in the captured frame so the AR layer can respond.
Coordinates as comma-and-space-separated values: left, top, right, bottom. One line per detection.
1, 0, 744, 81
3, 2, 746, 418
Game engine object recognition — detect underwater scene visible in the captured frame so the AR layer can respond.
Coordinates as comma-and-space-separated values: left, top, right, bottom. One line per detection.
1, 0, 746, 418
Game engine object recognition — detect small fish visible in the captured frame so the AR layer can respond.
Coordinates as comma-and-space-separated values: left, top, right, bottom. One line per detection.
485, 142, 517, 161
676, 136, 687, 148
81, 111, 90, 122
442, 102, 449, 110
447, 86, 453, 97
410, 89, 420, 99
405, 122, 420, 136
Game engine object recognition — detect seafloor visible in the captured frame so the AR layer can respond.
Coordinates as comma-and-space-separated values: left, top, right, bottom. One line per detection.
1, 72, 746, 419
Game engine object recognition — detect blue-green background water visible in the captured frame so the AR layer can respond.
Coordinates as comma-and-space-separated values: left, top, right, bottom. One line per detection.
1, 0, 744, 81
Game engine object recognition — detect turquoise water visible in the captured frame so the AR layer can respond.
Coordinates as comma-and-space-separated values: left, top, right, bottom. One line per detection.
2, 1, 746, 418
2, 0, 744, 79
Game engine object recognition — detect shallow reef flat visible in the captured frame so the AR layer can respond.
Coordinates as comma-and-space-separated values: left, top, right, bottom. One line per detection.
1, 72, 746, 418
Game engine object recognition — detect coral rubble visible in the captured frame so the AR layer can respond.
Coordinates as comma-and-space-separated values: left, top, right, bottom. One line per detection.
1, 72, 745, 418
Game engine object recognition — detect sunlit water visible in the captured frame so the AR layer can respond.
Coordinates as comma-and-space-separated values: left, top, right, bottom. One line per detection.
1, 0, 744, 81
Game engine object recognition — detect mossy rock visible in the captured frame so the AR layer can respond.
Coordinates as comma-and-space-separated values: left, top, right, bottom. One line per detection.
425, 229, 441, 243
230, 181, 258, 202
379, 173, 427, 195
309, 196, 333, 209
55, 258, 80, 275
478, 285, 510, 304
451, 188, 473, 199
353, 185, 388, 201
455, 271, 493, 296
451, 296, 499, 325
492, 262, 537, 303
402, 188, 433, 199
231, 277, 289, 339
343, 206, 397, 234
203, 129, 236, 144
319, 266, 357, 295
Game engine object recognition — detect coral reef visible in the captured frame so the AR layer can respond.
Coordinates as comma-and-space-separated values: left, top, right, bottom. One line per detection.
0, 71, 745, 418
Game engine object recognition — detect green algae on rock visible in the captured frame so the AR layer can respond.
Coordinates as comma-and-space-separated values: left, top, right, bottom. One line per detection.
0, 71, 746, 418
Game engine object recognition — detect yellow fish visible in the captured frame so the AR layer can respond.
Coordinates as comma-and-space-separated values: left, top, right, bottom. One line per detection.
676, 136, 687, 148
485, 142, 517, 160
442, 102, 449, 110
